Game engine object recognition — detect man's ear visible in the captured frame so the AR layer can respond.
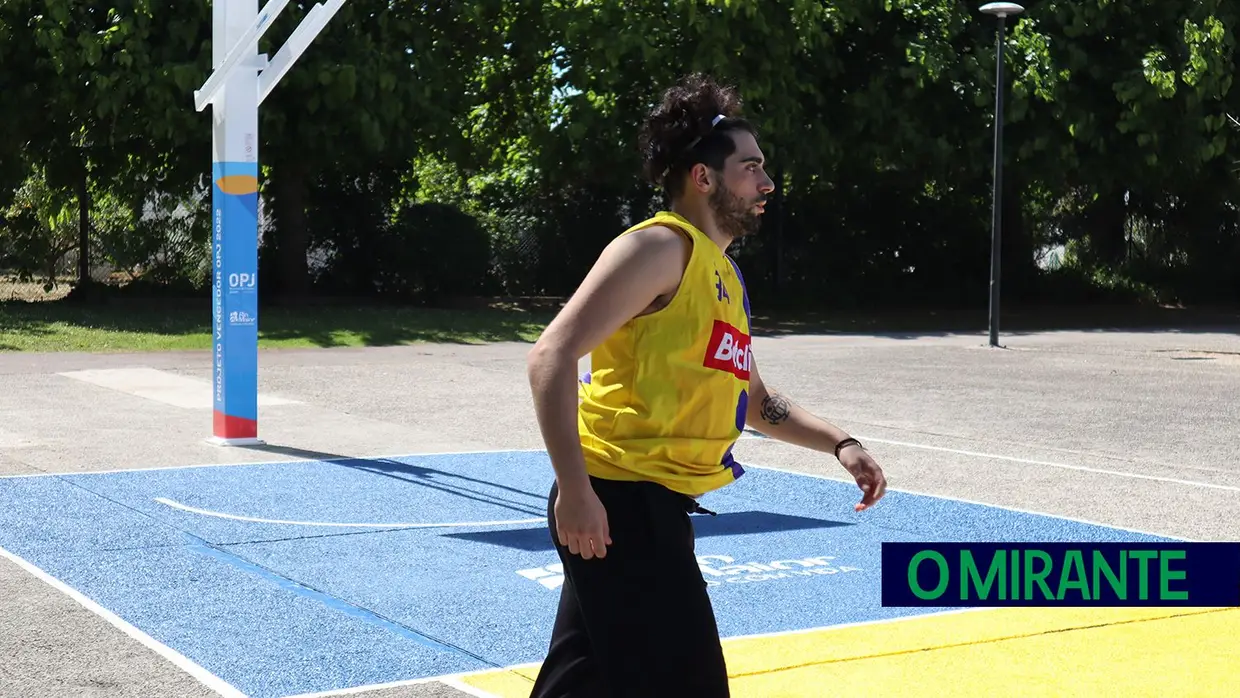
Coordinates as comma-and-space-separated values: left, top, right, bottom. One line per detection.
689, 163, 713, 193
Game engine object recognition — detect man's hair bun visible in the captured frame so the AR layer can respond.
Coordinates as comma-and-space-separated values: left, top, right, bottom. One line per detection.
638, 74, 756, 197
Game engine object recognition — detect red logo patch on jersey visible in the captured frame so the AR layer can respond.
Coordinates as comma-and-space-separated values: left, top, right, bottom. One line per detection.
704, 320, 752, 380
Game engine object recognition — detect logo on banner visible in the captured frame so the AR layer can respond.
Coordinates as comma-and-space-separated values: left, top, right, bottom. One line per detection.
515, 553, 861, 591
228, 272, 257, 293
229, 310, 256, 326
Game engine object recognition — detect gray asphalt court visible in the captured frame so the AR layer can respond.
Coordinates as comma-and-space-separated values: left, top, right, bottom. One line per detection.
1, 325, 1237, 697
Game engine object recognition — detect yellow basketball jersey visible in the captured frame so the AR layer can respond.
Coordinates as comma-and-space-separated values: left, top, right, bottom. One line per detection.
577, 211, 752, 497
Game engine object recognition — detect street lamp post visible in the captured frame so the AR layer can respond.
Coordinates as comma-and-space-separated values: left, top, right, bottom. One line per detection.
980, 2, 1023, 348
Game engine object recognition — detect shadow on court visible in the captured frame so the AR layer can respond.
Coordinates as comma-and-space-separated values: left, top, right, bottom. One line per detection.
237, 443, 548, 516
445, 511, 855, 552
236, 443, 858, 545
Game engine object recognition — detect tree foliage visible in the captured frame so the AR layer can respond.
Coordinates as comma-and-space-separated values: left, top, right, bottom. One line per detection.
2, 0, 1238, 306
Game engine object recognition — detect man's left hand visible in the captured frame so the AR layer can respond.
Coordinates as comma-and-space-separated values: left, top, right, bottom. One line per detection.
838, 444, 887, 512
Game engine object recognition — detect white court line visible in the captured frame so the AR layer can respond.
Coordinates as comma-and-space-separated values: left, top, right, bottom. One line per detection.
742, 461, 1196, 542
154, 497, 545, 529
282, 672, 513, 698
440, 677, 506, 698
851, 434, 1240, 493
0, 544, 246, 698
743, 429, 1239, 493
0, 447, 546, 480
280, 676, 444, 698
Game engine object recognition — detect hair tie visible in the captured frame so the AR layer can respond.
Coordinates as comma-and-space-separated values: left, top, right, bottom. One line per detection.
658, 114, 729, 180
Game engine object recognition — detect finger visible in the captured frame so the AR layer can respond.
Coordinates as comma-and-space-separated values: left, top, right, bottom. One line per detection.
566, 533, 581, 556
863, 477, 886, 506
596, 503, 611, 547
581, 533, 599, 560
591, 536, 606, 559
855, 481, 877, 511
593, 522, 610, 558
863, 480, 881, 504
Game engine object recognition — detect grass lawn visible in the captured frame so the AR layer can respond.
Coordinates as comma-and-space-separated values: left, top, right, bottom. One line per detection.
1, 298, 1236, 353
0, 301, 556, 353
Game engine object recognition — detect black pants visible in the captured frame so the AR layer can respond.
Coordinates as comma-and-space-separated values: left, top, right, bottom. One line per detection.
529, 476, 730, 698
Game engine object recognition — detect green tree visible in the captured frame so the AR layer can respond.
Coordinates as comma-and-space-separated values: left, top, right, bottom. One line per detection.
0, 0, 213, 290
1006, 1, 1237, 274
256, 0, 523, 297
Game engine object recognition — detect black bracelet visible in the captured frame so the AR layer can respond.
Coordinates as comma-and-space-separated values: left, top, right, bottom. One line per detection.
834, 437, 862, 459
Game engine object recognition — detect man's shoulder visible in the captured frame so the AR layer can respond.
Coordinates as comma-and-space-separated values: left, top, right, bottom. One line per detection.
591, 224, 693, 300
621, 222, 688, 243
612, 223, 693, 261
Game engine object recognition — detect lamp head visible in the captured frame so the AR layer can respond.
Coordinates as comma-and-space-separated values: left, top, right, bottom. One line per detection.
980, 2, 1024, 18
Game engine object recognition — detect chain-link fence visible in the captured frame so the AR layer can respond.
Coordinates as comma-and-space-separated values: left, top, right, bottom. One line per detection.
2, 167, 635, 305
0, 181, 214, 303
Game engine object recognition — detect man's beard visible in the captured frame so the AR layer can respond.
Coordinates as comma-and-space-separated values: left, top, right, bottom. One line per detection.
709, 185, 764, 240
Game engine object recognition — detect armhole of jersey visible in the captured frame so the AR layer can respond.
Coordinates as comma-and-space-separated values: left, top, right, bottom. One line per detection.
631, 223, 696, 323
725, 253, 752, 330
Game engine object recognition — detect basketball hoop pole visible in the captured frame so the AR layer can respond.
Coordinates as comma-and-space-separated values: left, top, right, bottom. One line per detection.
195, 0, 345, 446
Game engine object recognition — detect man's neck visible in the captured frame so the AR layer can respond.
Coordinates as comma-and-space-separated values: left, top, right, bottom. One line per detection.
669, 198, 732, 252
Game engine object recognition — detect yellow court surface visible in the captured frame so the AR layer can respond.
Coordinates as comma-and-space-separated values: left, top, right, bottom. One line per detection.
459, 606, 1240, 697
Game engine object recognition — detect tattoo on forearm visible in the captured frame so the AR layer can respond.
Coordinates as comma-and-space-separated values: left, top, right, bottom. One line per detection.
760, 392, 792, 425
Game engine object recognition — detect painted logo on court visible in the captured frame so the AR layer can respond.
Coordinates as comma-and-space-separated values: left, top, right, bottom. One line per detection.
517, 563, 566, 589
703, 320, 751, 380
516, 554, 862, 591
699, 554, 863, 586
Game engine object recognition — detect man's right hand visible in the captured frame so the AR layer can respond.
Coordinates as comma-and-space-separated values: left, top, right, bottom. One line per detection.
554, 482, 612, 560
527, 225, 686, 562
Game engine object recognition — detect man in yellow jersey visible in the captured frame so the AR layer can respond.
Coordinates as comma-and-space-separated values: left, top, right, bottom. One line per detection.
525, 73, 888, 698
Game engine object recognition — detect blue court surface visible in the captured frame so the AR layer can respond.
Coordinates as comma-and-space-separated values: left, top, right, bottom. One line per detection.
0, 450, 1174, 698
